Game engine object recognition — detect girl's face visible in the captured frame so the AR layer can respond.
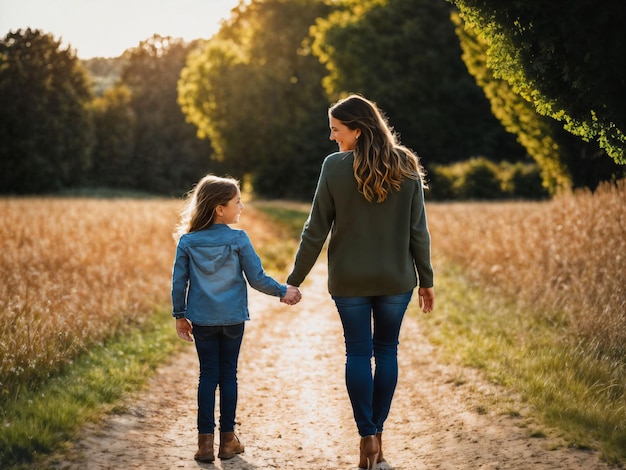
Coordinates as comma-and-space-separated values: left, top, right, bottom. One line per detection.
216, 187, 244, 225
329, 116, 360, 152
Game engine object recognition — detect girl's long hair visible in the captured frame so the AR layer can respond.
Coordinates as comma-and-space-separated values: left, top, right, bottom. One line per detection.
173, 174, 239, 241
329, 94, 426, 203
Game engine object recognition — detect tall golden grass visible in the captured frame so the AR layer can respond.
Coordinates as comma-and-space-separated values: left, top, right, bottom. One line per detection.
0, 198, 291, 401
1, 181, 623, 403
0, 198, 176, 398
426, 179, 626, 357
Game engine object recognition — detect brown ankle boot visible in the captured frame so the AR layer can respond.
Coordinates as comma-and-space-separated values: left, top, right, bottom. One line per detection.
358, 435, 379, 470
376, 432, 386, 463
194, 433, 215, 462
218, 431, 245, 459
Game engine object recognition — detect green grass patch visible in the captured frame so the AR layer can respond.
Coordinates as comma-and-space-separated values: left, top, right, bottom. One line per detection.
0, 309, 185, 469
253, 203, 309, 239
413, 259, 626, 465
251, 203, 310, 274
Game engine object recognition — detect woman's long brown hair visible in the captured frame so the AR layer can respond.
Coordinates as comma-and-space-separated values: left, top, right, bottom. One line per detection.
329, 94, 426, 203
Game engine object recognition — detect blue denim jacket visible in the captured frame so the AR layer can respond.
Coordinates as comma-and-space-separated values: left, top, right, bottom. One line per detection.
171, 224, 287, 326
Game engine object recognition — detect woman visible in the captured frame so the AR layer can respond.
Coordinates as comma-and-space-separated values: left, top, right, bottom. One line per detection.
286, 94, 435, 469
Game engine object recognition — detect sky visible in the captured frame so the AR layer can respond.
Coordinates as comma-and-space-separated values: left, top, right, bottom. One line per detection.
0, 0, 242, 59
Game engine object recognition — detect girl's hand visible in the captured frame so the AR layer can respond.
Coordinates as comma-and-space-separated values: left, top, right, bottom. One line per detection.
176, 318, 194, 342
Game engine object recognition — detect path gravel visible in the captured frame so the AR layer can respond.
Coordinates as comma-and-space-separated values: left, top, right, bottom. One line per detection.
49, 261, 611, 469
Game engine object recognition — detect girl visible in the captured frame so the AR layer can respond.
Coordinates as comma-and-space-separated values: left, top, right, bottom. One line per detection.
171, 174, 300, 462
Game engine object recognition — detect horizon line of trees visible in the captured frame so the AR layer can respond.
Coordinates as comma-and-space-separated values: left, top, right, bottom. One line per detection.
1, 0, 623, 200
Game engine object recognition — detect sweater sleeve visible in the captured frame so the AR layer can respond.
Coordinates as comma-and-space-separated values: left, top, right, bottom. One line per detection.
410, 178, 434, 288
286, 158, 335, 286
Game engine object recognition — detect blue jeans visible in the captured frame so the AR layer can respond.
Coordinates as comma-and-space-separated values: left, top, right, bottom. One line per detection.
332, 291, 413, 437
192, 322, 245, 434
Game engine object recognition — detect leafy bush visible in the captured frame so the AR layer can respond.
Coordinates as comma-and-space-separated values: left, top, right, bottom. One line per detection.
501, 161, 548, 199
427, 157, 548, 200
455, 157, 503, 199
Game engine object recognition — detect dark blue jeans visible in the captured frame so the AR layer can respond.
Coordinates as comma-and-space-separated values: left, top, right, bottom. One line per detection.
332, 291, 413, 437
192, 322, 245, 434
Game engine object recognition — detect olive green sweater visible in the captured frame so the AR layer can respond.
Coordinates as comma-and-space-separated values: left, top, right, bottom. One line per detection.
286, 151, 434, 296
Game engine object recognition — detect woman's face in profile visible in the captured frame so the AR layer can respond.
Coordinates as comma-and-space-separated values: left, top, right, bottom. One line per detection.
329, 116, 360, 152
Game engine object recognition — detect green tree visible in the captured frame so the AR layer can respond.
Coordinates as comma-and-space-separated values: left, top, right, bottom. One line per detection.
88, 85, 136, 188
119, 35, 215, 195
455, 157, 503, 199
82, 56, 127, 96
447, 0, 626, 166
0, 28, 93, 193
452, 13, 625, 193
311, 0, 525, 166
179, 0, 333, 199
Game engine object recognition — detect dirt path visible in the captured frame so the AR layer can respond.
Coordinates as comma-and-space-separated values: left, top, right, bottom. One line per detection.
49, 261, 611, 469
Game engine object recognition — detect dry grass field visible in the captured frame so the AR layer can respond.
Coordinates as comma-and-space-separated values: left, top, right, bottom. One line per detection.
0, 198, 178, 399
1, 181, 624, 407
0, 197, 294, 402
426, 179, 626, 358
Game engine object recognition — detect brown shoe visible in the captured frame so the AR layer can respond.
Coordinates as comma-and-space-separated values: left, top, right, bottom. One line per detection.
376, 432, 386, 463
218, 431, 245, 459
358, 435, 379, 470
194, 433, 215, 462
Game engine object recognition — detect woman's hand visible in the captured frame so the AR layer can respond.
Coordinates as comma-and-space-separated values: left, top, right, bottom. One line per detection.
281, 285, 302, 305
418, 287, 435, 313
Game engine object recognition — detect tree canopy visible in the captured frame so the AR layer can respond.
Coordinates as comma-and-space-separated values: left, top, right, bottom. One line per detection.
116, 35, 215, 194
310, 0, 525, 165
179, 0, 334, 199
0, 29, 93, 193
2, 1, 622, 198
454, 12, 625, 193
448, 0, 625, 167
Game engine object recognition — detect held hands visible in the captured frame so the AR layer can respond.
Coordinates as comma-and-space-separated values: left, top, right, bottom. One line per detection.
280, 284, 302, 306
418, 287, 435, 313
176, 317, 194, 342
